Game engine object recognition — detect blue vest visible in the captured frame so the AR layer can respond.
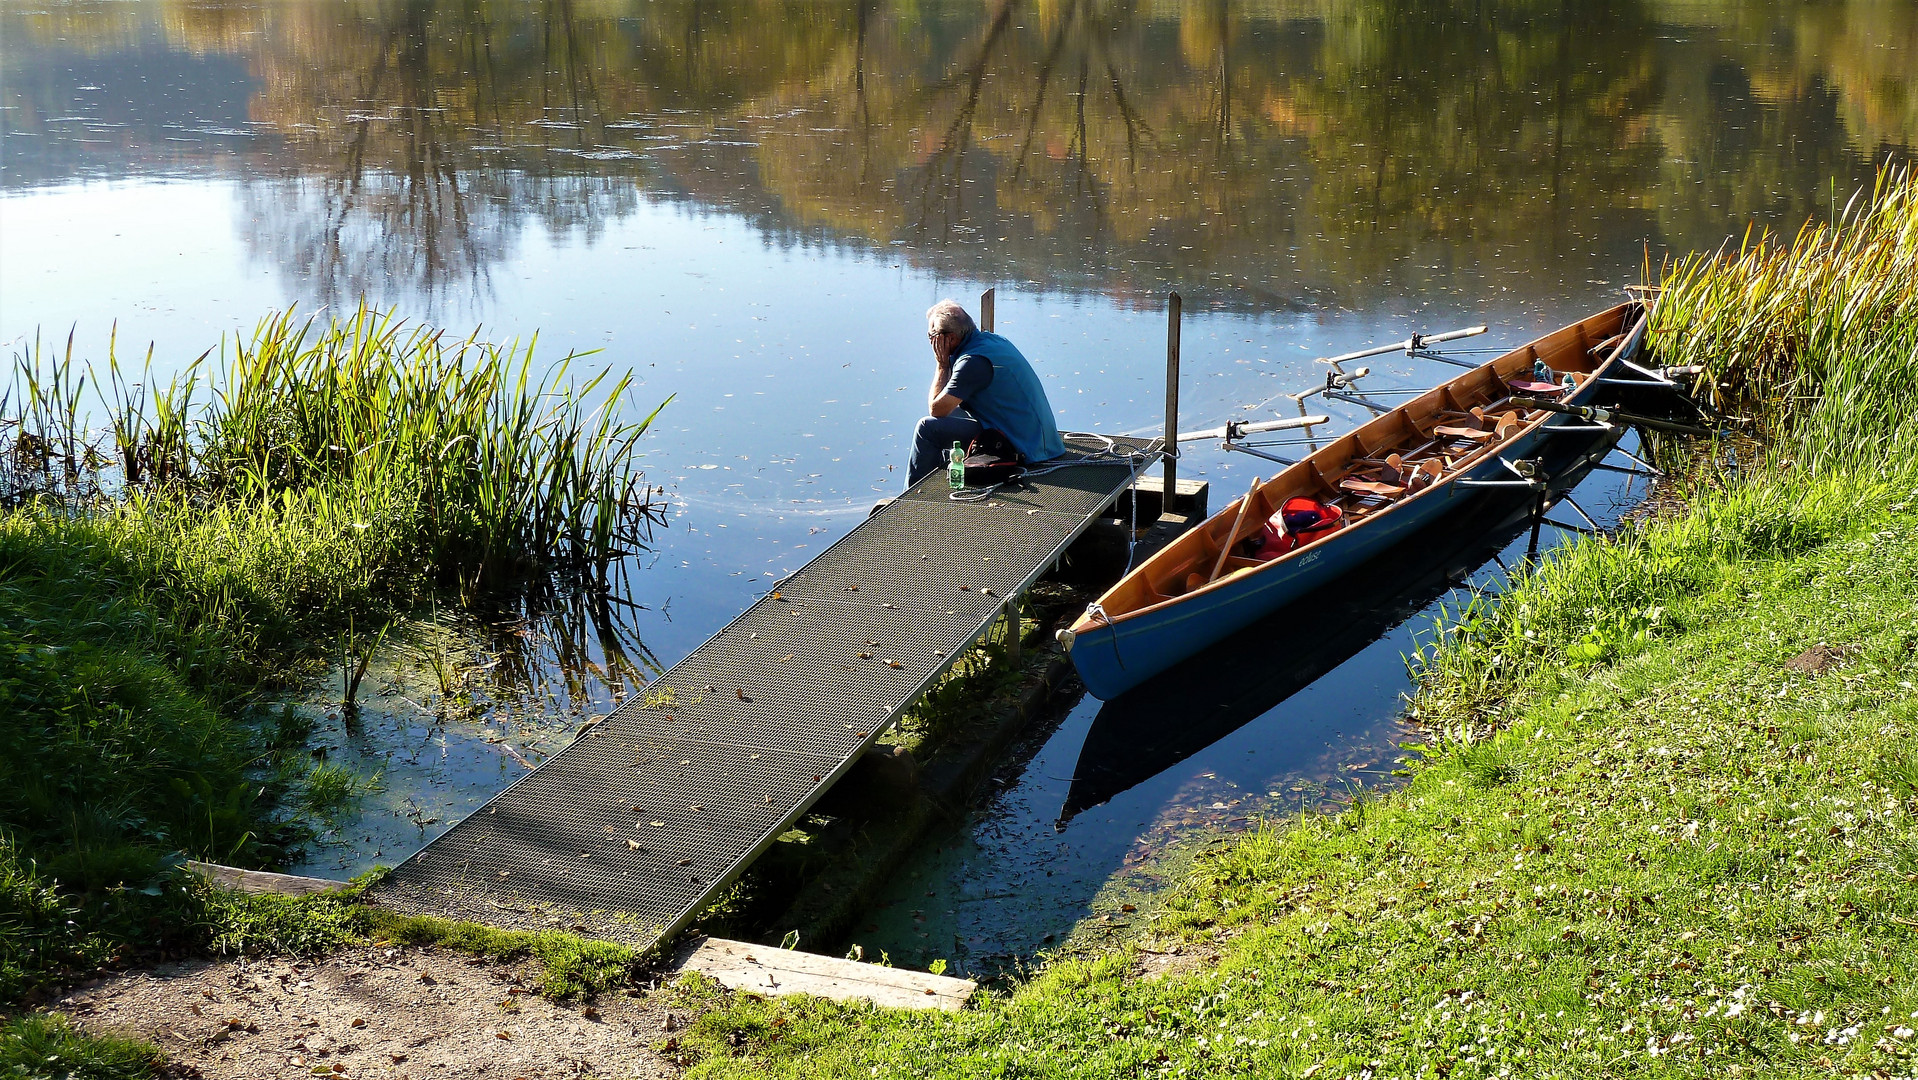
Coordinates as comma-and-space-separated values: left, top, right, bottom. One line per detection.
955, 330, 1066, 463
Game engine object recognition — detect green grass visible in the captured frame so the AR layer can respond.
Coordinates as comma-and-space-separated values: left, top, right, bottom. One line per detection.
364, 909, 642, 1000
0, 1014, 163, 1079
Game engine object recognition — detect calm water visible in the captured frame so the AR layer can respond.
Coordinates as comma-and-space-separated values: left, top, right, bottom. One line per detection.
2, 0, 1910, 947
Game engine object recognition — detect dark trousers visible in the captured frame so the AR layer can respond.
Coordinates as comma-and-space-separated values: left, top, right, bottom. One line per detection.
908, 410, 985, 486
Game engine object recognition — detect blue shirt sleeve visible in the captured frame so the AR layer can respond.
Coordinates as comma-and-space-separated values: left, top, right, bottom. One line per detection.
942, 354, 994, 403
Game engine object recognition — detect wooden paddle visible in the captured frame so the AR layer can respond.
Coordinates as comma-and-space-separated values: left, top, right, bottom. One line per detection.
1207, 475, 1262, 585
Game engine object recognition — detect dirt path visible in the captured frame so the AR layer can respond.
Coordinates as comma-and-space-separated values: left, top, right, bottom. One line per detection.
58, 947, 690, 1079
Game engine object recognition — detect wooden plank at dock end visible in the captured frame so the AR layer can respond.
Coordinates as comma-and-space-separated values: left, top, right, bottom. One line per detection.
186, 861, 351, 896
674, 937, 976, 1012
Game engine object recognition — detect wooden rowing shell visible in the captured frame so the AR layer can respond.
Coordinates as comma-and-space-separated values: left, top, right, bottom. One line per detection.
1061, 301, 1652, 701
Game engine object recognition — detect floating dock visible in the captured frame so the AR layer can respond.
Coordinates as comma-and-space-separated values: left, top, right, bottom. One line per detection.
370, 436, 1157, 954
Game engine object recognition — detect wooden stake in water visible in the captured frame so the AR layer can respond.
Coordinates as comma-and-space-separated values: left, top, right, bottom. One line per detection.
1165, 292, 1182, 507
1004, 593, 1022, 665
980, 288, 996, 333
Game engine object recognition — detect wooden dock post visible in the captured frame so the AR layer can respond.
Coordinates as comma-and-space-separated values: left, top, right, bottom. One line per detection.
1164, 292, 1182, 508
980, 287, 996, 332
1004, 594, 1022, 665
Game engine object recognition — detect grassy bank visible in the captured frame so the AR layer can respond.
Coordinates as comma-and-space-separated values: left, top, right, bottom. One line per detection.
0, 308, 664, 1007
681, 473, 1918, 1077
672, 173, 1918, 1076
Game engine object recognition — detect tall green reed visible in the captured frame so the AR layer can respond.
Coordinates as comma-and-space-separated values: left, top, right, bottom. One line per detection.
1653, 162, 1918, 472
4, 305, 670, 592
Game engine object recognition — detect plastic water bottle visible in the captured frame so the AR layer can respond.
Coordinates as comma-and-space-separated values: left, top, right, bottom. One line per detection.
948, 441, 966, 489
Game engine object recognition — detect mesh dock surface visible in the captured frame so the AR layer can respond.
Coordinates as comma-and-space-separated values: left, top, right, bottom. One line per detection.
371, 438, 1152, 949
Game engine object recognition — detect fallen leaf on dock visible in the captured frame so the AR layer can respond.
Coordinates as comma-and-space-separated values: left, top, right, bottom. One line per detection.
959, 585, 971, 591
627, 840, 643, 850
677, 858, 692, 866
649, 821, 664, 828
982, 588, 996, 596
689, 805, 703, 812
884, 659, 902, 668
779, 654, 794, 662
846, 584, 858, 591
882, 602, 897, 609
736, 689, 752, 701
856, 651, 872, 659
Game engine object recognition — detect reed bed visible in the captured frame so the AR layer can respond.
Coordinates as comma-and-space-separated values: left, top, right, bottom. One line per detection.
1653, 163, 1918, 472
4, 306, 669, 590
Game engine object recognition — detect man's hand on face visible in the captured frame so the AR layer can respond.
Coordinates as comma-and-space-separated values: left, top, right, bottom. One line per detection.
929, 328, 954, 367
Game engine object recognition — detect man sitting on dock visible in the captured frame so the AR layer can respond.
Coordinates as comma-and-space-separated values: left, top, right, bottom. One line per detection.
909, 299, 1067, 485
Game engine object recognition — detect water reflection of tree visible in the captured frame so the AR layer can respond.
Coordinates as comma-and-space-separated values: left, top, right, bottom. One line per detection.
139, 0, 1918, 310
234, 0, 650, 311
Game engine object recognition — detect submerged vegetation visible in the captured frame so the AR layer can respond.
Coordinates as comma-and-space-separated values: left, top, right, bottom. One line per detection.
0, 308, 666, 1005
670, 172, 1918, 1075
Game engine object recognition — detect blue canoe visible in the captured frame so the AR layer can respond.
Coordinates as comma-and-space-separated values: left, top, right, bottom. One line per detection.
1061, 301, 1653, 701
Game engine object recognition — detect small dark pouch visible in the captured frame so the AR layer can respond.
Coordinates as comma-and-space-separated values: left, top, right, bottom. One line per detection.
962, 430, 1026, 486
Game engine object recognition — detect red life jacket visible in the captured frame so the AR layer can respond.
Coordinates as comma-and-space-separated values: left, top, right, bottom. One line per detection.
1242, 497, 1343, 562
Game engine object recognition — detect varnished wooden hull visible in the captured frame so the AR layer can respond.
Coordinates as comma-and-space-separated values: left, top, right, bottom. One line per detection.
1065, 303, 1650, 700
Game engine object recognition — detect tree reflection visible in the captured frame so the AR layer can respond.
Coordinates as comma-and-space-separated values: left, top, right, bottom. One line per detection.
14, 0, 1911, 310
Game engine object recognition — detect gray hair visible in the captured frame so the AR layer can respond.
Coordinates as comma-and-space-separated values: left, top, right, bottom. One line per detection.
926, 300, 976, 337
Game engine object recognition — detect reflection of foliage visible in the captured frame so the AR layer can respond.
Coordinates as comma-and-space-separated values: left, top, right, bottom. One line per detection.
12, 0, 1914, 308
